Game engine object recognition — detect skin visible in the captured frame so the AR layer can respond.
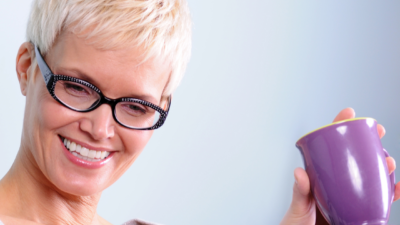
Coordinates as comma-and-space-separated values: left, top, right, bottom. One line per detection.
0, 31, 171, 225
280, 108, 400, 225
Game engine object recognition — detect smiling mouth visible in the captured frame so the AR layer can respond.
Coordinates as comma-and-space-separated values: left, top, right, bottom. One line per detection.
60, 136, 110, 162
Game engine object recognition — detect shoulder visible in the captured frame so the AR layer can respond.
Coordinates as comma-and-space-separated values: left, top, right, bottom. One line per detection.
0, 215, 42, 225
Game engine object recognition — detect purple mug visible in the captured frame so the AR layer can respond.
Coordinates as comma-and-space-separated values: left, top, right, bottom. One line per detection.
296, 118, 396, 225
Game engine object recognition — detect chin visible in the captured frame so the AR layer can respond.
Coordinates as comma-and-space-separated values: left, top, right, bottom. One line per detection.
42, 154, 113, 197
49, 170, 110, 196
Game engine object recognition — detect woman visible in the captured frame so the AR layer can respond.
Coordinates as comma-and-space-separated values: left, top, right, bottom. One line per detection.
0, 1, 398, 225
0, 0, 191, 224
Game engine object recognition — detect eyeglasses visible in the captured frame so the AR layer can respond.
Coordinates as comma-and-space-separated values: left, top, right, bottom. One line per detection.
34, 45, 171, 130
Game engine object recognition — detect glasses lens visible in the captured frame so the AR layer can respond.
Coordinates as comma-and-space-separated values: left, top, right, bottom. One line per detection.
54, 80, 100, 110
115, 101, 161, 129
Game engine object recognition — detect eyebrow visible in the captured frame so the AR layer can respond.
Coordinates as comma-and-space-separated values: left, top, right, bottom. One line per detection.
55, 67, 160, 105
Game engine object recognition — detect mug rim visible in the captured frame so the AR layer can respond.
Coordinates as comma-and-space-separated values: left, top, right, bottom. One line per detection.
296, 117, 376, 144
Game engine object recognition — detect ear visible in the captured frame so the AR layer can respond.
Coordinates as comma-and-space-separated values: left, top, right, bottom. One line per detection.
162, 94, 172, 111
16, 42, 35, 96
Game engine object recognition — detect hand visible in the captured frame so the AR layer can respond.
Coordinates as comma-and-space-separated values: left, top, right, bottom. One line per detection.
280, 108, 400, 225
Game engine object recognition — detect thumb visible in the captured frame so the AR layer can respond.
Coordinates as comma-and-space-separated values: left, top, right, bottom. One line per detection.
280, 168, 316, 225
290, 168, 314, 215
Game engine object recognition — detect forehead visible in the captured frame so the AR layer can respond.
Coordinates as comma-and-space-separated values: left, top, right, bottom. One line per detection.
44, 32, 171, 104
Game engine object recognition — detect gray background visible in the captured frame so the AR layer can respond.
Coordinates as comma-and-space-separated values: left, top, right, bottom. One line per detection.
0, 1, 399, 224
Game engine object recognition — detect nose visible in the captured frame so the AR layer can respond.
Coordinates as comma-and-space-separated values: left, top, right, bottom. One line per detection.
79, 104, 115, 140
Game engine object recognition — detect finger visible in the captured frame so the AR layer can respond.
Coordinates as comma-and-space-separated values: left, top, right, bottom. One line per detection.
394, 182, 400, 202
294, 168, 310, 196
386, 157, 396, 175
291, 168, 313, 214
333, 108, 355, 123
280, 168, 315, 224
377, 124, 386, 139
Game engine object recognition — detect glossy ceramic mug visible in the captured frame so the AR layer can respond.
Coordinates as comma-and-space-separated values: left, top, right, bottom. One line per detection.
296, 118, 396, 225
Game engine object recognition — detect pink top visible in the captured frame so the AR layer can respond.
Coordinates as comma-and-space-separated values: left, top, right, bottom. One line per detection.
123, 219, 161, 225
0, 219, 160, 225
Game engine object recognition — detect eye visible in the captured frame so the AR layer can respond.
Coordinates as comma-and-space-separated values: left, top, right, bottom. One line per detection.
120, 102, 148, 116
63, 82, 92, 96
128, 104, 146, 113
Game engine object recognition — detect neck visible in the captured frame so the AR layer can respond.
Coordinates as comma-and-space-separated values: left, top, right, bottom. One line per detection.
0, 146, 102, 225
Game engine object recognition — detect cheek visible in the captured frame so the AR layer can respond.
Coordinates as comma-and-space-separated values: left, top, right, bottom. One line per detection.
23, 81, 63, 150
41, 103, 79, 131
22, 82, 83, 183
120, 129, 154, 158
24, 90, 75, 165
111, 129, 154, 176
25, 79, 74, 136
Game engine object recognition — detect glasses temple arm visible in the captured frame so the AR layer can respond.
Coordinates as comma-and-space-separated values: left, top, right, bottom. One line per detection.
34, 45, 54, 88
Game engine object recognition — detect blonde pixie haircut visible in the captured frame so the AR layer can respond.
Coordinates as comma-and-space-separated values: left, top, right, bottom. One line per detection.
26, 0, 192, 96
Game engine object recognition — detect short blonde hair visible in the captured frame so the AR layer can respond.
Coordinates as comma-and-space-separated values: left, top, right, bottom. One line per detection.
26, 0, 192, 96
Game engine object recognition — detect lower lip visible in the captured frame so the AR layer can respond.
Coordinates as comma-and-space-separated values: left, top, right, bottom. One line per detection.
60, 137, 114, 169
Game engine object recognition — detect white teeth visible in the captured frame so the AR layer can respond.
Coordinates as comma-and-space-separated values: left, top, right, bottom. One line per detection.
76, 144, 82, 153
95, 151, 102, 159
80, 147, 89, 157
63, 137, 111, 161
69, 142, 76, 152
88, 150, 96, 159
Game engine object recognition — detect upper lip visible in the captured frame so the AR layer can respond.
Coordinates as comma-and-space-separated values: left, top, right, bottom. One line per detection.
60, 135, 116, 152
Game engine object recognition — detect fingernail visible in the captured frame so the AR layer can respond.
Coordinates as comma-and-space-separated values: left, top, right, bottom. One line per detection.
393, 159, 396, 173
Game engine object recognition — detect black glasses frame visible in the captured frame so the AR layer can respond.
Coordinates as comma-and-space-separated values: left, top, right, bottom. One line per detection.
34, 45, 170, 130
